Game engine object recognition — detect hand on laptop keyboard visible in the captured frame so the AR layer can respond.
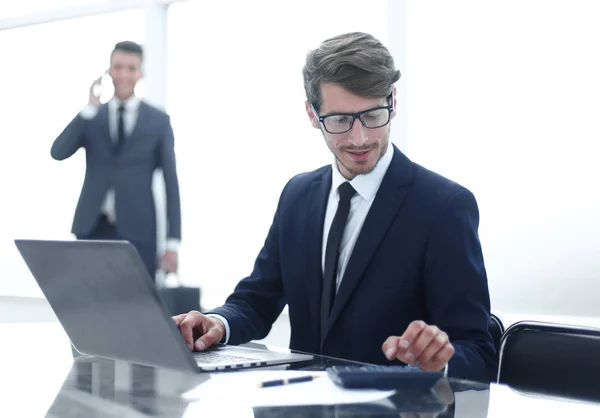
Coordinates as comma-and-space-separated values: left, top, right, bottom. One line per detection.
173, 311, 226, 351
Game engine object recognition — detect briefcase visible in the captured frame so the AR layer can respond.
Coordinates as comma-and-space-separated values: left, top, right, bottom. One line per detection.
156, 273, 202, 316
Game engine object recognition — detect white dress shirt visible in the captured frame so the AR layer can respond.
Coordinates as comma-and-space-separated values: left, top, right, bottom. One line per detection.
322, 143, 393, 291
79, 96, 179, 252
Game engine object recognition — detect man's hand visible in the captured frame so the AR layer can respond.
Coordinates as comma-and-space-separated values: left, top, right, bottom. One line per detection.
173, 311, 225, 351
88, 76, 102, 106
382, 320, 454, 372
161, 250, 178, 273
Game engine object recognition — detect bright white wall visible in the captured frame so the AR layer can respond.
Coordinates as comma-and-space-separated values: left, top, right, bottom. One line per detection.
0, 0, 395, 307
404, 0, 600, 318
166, 0, 392, 309
3, 0, 599, 323
0, 9, 146, 297
0, 0, 99, 19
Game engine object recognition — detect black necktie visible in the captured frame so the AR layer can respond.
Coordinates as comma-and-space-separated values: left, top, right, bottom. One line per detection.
321, 181, 356, 342
115, 104, 126, 153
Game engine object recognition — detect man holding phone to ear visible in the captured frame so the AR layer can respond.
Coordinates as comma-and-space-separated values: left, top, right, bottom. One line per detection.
51, 41, 181, 278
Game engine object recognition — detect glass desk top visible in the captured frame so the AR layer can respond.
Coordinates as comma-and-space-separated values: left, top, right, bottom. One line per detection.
2, 322, 600, 417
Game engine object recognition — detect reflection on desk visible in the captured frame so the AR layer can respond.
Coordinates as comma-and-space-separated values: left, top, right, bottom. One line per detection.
2, 322, 600, 417
182, 370, 396, 407
46, 358, 203, 418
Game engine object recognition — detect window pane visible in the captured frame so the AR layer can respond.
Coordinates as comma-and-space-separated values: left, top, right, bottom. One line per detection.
0, 10, 145, 297
167, 0, 388, 308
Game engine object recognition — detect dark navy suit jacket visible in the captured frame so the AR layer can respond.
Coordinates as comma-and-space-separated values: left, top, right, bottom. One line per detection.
211, 145, 496, 382
51, 102, 181, 245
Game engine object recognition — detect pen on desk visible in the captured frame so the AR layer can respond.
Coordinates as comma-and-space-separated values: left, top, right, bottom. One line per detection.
257, 375, 322, 388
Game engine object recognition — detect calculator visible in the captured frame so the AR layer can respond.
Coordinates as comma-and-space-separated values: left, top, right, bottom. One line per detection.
326, 365, 444, 390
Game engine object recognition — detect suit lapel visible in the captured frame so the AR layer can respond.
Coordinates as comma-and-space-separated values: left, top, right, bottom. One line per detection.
94, 105, 112, 153
324, 147, 414, 340
303, 168, 332, 341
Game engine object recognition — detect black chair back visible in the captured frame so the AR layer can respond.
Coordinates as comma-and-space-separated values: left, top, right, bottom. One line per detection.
498, 321, 600, 402
489, 313, 504, 354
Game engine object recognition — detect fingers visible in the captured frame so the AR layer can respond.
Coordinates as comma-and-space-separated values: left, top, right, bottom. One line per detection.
385, 321, 455, 371
406, 324, 441, 364
382, 336, 401, 360
178, 310, 204, 350
416, 329, 448, 365
89, 79, 102, 105
172, 313, 186, 327
175, 312, 226, 352
396, 320, 427, 365
194, 324, 224, 352
90, 77, 102, 91
428, 344, 454, 371
89, 76, 102, 95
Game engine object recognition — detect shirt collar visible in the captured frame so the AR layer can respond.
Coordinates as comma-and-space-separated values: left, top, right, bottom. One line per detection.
109, 95, 141, 112
330, 141, 394, 202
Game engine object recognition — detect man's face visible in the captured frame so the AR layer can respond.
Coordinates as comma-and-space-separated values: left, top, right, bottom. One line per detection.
305, 83, 396, 180
108, 51, 142, 100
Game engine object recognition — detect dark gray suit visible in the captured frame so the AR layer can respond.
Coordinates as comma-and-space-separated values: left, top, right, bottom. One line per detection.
51, 102, 181, 275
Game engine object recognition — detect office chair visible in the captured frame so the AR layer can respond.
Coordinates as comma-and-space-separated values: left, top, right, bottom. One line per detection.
497, 321, 600, 402
489, 313, 504, 353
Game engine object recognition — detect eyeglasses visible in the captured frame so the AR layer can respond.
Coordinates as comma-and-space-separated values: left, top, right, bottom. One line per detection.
312, 95, 394, 134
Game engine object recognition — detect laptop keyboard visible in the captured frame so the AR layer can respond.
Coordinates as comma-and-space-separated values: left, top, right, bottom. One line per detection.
193, 351, 257, 364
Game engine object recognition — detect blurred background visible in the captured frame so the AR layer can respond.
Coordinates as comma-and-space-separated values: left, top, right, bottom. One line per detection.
1, 0, 599, 341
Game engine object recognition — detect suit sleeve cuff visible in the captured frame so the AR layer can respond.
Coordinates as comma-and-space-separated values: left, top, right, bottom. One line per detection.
205, 314, 230, 344
79, 104, 99, 119
166, 239, 181, 252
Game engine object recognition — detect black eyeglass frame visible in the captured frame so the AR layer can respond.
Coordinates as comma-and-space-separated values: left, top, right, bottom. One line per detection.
311, 93, 394, 134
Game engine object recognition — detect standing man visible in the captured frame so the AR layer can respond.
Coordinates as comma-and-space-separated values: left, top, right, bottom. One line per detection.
51, 41, 181, 278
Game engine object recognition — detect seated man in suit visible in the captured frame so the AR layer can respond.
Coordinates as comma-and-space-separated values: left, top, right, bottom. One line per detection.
174, 32, 497, 382
51, 41, 181, 278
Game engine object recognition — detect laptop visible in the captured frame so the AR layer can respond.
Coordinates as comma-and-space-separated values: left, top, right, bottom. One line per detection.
14, 239, 313, 372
